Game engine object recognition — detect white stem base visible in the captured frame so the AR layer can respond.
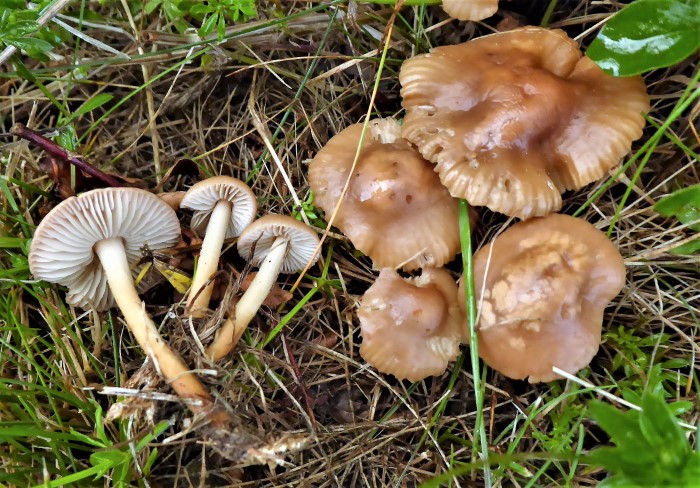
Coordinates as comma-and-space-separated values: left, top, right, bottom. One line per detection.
187, 200, 232, 317
207, 237, 288, 360
95, 238, 211, 403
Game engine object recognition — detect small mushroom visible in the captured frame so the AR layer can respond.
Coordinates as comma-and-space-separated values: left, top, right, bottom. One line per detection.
29, 188, 216, 410
442, 0, 498, 21
309, 118, 461, 270
180, 176, 257, 317
460, 214, 625, 383
399, 27, 650, 219
206, 215, 320, 360
358, 268, 463, 382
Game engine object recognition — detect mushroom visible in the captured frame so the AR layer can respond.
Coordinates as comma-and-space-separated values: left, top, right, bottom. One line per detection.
461, 214, 625, 383
206, 214, 320, 360
180, 176, 257, 317
28, 187, 218, 412
442, 0, 498, 21
399, 27, 650, 219
309, 118, 461, 270
358, 268, 464, 382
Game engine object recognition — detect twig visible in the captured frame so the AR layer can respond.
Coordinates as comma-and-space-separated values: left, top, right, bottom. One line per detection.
12, 124, 124, 188
0, 0, 72, 67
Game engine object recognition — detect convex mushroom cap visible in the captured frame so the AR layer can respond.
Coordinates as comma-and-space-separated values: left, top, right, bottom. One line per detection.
206, 214, 321, 360
359, 268, 463, 382
182, 176, 257, 239
461, 214, 625, 383
180, 176, 257, 316
442, 0, 498, 21
309, 118, 461, 271
237, 214, 320, 272
29, 187, 181, 310
400, 27, 650, 219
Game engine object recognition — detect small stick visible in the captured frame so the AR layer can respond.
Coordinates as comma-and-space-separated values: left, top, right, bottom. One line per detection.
12, 124, 124, 188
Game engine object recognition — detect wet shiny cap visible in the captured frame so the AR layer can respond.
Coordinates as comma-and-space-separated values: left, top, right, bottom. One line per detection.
181, 176, 257, 238
237, 215, 320, 273
400, 27, 650, 219
29, 187, 181, 311
461, 214, 626, 383
309, 118, 461, 271
442, 0, 498, 21
359, 268, 464, 382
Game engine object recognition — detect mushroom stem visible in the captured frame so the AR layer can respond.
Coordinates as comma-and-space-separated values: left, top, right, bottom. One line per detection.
207, 237, 288, 360
94, 238, 214, 408
187, 199, 232, 317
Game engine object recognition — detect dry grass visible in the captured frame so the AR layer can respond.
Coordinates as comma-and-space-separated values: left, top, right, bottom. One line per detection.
0, 1, 697, 486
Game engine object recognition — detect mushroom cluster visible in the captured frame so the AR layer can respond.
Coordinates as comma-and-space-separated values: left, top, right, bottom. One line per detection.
309, 26, 646, 383
29, 178, 320, 414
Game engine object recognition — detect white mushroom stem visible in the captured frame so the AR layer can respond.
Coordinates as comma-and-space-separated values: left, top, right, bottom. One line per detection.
94, 237, 213, 406
207, 237, 288, 361
187, 200, 232, 317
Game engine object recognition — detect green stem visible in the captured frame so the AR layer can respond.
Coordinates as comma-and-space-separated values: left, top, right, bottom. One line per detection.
459, 200, 491, 486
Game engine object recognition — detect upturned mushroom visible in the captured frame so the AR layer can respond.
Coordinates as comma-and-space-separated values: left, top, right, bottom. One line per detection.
29, 187, 220, 414
358, 268, 464, 382
180, 176, 257, 317
460, 214, 626, 383
309, 118, 461, 270
400, 27, 650, 219
442, 0, 498, 21
206, 214, 320, 360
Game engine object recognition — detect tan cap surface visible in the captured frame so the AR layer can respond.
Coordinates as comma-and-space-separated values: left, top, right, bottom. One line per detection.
442, 0, 498, 21
359, 268, 464, 382
237, 215, 320, 273
181, 176, 257, 238
462, 214, 625, 383
29, 187, 181, 311
400, 27, 649, 219
309, 118, 461, 271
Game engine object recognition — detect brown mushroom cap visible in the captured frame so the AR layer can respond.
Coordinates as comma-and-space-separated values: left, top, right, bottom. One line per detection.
359, 268, 464, 382
442, 0, 498, 21
460, 214, 625, 383
400, 27, 650, 219
309, 118, 460, 271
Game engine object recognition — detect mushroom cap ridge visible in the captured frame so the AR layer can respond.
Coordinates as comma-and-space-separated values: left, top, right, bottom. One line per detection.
237, 215, 320, 273
359, 267, 464, 382
29, 187, 181, 311
462, 213, 626, 383
400, 27, 650, 219
181, 176, 257, 239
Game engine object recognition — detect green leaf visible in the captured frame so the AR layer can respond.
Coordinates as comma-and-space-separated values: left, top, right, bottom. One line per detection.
654, 184, 700, 219
638, 391, 690, 465
198, 13, 218, 38
73, 93, 113, 118
3, 36, 53, 54
89, 449, 128, 468
669, 239, 700, 255
587, 0, 700, 76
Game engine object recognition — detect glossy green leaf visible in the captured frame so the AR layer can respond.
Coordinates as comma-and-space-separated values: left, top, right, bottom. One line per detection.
587, 0, 700, 76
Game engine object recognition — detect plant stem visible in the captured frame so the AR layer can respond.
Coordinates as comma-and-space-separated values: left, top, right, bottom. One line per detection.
207, 237, 288, 360
187, 199, 232, 317
12, 124, 123, 188
459, 199, 491, 486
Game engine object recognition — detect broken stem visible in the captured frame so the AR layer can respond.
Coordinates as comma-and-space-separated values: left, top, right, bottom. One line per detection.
12, 124, 124, 188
